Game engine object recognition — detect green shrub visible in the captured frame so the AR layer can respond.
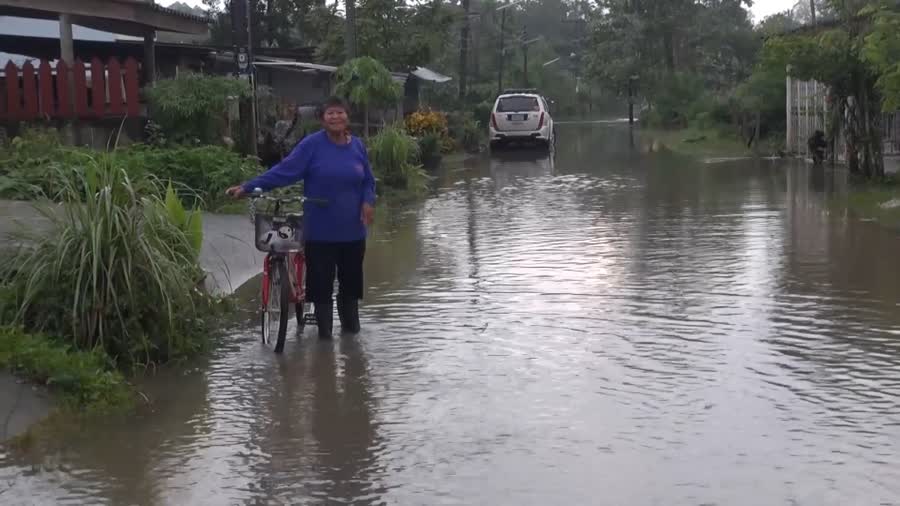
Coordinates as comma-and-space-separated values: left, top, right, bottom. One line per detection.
0, 130, 260, 210
0, 127, 86, 200
417, 133, 442, 168
112, 144, 260, 209
0, 326, 132, 412
145, 73, 251, 145
368, 125, 427, 192
2, 157, 213, 368
447, 111, 484, 153
642, 73, 707, 128
470, 101, 494, 128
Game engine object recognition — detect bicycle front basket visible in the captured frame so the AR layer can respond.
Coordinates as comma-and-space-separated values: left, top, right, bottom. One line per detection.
254, 213, 304, 253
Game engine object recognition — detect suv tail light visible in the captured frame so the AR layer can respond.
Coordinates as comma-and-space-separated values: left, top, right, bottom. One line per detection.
537, 112, 545, 129
491, 113, 499, 130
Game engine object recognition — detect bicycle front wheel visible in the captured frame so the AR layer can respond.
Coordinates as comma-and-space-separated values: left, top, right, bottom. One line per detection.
261, 257, 291, 353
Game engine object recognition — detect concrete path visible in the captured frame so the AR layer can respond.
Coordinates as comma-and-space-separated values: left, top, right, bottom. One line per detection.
0, 200, 262, 441
0, 371, 52, 442
0, 199, 263, 296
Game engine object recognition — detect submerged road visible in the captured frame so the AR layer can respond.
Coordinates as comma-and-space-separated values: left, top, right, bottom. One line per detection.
2, 123, 900, 505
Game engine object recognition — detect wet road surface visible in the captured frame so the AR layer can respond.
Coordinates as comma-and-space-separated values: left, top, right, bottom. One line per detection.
2, 124, 900, 505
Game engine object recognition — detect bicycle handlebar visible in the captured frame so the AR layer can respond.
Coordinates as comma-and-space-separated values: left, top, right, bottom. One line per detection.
248, 188, 328, 206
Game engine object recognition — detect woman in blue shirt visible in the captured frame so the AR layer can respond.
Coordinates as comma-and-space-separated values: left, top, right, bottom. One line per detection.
226, 96, 376, 339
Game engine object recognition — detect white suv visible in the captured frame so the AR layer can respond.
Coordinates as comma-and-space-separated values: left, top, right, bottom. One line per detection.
489, 90, 555, 151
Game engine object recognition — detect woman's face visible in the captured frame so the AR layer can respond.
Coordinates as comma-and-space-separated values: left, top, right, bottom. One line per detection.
321, 106, 349, 134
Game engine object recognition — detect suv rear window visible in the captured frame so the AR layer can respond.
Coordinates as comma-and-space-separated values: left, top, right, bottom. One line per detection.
497, 96, 540, 113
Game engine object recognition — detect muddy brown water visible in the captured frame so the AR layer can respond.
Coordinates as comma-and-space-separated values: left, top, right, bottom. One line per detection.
2, 124, 900, 505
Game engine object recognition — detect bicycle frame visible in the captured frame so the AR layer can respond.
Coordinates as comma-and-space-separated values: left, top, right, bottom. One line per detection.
261, 251, 306, 308
249, 189, 322, 344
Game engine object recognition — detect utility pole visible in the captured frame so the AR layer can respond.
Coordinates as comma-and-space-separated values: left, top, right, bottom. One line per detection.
809, 0, 817, 25
345, 0, 357, 59
232, 0, 257, 157
497, 7, 506, 95
522, 23, 528, 87
459, 0, 471, 100
628, 76, 634, 125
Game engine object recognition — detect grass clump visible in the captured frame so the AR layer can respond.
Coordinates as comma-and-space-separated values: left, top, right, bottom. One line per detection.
368, 125, 428, 193
2, 154, 215, 370
0, 127, 261, 210
843, 174, 900, 229
0, 326, 132, 412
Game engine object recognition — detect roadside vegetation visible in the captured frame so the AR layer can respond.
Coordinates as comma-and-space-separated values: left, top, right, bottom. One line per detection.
0, 69, 452, 413
0, 327, 132, 413
0, 154, 229, 412
840, 174, 900, 229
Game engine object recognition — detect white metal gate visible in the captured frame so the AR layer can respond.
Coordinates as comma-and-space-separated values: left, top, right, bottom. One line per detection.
786, 71, 900, 159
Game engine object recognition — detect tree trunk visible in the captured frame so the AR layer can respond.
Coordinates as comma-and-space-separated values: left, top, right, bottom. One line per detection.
750, 110, 761, 150
860, 82, 885, 179
459, 0, 471, 101
472, 9, 481, 79
345, 0, 357, 59
809, 0, 817, 25
846, 96, 861, 174
364, 106, 370, 139
663, 30, 675, 73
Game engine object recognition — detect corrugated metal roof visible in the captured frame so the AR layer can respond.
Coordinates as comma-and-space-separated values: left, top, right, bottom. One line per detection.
411, 66, 452, 83
152, 2, 210, 23
252, 56, 409, 84
0, 16, 139, 42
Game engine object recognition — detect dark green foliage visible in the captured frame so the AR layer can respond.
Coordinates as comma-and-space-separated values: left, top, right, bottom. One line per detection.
112, 145, 260, 209
144, 73, 251, 145
0, 129, 260, 210
0, 326, 132, 412
368, 125, 428, 192
1, 158, 217, 368
447, 111, 484, 153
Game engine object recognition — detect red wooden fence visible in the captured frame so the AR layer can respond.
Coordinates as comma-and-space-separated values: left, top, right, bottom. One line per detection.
0, 57, 141, 121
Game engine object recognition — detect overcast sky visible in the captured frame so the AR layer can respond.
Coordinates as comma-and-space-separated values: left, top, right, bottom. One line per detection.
175, 0, 796, 23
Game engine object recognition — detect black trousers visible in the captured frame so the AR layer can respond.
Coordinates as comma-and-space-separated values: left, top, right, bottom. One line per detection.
304, 240, 366, 305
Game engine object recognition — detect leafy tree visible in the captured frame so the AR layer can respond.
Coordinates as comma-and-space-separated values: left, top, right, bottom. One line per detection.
145, 73, 251, 145
203, 0, 342, 48
791, 0, 835, 24
588, 0, 757, 112
757, 11, 802, 36
761, 0, 899, 178
334, 57, 403, 138
861, 3, 900, 110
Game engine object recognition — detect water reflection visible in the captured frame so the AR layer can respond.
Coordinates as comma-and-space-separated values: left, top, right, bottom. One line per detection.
2, 124, 900, 505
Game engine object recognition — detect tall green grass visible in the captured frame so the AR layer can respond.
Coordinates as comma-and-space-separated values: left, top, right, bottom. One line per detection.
0, 127, 260, 210
2, 154, 211, 368
368, 125, 428, 193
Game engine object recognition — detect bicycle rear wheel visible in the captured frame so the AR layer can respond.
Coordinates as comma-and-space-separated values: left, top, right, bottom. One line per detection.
261, 257, 291, 353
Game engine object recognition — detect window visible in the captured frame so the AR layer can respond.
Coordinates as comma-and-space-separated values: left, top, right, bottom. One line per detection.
497, 96, 539, 112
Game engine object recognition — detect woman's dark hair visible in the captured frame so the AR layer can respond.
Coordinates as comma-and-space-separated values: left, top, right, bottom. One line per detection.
317, 96, 350, 119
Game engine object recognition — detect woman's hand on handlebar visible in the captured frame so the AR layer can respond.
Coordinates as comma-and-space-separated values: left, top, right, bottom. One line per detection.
225, 185, 246, 199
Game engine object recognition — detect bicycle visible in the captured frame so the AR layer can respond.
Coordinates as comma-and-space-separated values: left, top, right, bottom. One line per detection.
248, 188, 324, 353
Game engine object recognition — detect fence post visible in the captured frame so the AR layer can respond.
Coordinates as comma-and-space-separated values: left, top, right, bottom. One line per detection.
39, 60, 54, 117
56, 60, 72, 118
108, 58, 124, 115
21, 61, 38, 120
123, 57, 140, 117
91, 57, 106, 118
73, 59, 89, 117
785, 66, 793, 155
5, 61, 20, 120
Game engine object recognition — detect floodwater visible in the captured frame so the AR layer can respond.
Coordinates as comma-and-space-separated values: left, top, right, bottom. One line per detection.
3, 124, 900, 505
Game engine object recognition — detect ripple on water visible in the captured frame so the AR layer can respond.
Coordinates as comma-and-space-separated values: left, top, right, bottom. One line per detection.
2, 135, 900, 505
